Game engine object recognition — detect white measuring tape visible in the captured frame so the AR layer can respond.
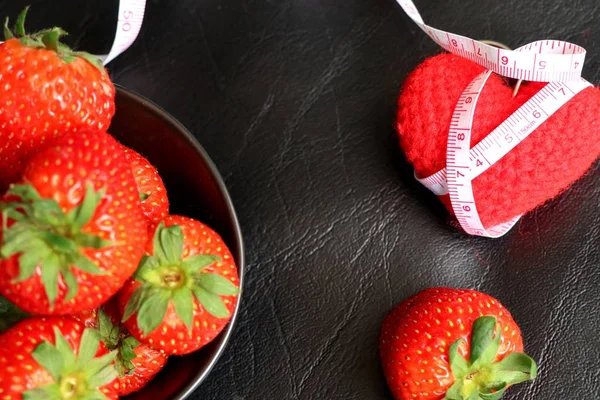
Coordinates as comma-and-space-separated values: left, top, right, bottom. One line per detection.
396, 0, 585, 82
396, 0, 593, 237
0, 0, 146, 66
100, 0, 146, 65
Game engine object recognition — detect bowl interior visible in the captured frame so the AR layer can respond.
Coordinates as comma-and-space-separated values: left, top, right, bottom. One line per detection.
109, 86, 244, 400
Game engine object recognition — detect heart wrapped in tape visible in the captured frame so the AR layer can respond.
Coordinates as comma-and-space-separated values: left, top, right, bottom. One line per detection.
396, 53, 600, 229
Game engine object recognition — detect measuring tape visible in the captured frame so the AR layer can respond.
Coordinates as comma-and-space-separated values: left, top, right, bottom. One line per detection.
396, 0, 592, 237
100, 0, 146, 65
396, 0, 585, 82
0, 0, 146, 66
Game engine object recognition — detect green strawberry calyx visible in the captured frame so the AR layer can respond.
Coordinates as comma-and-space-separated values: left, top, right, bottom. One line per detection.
123, 223, 240, 336
4, 7, 105, 72
0, 184, 112, 308
23, 327, 118, 400
95, 308, 141, 377
444, 316, 538, 400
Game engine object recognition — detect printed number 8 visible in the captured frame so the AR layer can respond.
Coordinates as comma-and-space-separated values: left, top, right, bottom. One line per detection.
452, 39, 458, 47
457, 133, 465, 140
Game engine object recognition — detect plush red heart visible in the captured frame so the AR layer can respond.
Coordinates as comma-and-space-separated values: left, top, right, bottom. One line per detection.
397, 53, 600, 229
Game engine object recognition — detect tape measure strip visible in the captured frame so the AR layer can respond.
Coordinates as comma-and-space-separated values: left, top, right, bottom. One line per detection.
100, 0, 147, 65
395, 0, 586, 82
0, 0, 146, 66
417, 77, 592, 197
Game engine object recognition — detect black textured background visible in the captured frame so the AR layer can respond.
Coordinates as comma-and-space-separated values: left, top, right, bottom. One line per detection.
3, 0, 600, 399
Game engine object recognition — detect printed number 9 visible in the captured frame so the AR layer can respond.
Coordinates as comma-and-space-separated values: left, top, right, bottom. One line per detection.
463, 205, 471, 212
501, 56, 508, 65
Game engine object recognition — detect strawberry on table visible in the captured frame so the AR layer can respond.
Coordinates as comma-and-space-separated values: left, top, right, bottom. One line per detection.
122, 145, 169, 223
379, 288, 537, 400
0, 317, 119, 399
118, 215, 240, 355
74, 303, 168, 395
0, 8, 115, 189
0, 131, 148, 315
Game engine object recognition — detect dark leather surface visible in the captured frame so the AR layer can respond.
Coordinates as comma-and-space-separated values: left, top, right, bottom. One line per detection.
5, 0, 600, 399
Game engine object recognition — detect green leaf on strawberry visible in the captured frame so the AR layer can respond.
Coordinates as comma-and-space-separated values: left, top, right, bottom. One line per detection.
4, 7, 104, 71
443, 316, 537, 400
124, 223, 240, 336
24, 327, 117, 400
1, 184, 112, 307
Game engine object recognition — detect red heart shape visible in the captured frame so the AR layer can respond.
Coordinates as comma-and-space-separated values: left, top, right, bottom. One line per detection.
397, 53, 600, 229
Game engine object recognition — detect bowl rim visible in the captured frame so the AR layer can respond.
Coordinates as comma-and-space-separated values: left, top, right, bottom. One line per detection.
114, 85, 245, 400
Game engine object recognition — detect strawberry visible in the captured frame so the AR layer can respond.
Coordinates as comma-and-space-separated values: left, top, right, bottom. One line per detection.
0, 8, 115, 189
0, 131, 148, 315
0, 317, 119, 399
118, 215, 240, 355
74, 302, 168, 395
115, 335, 168, 395
379, 288, 537, 400
122, 145, 169, 223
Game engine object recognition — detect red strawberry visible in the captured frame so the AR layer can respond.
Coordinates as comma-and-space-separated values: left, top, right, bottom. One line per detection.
0, 131, 148, 315
0, 8, 115, 189
379, 288, 537, 400
0, 317, 119, 399
118, 215, 240, 355
122, 145, 169, 223
74, 302, 168, 395
117, 337, 168, 395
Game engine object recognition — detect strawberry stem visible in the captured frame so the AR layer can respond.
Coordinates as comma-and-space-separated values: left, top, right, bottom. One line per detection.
444, 316, 537, 400
3, 7, 105, 72
0, 184, 112, 307
25, 327, 118, 400
123, 223, 239, 336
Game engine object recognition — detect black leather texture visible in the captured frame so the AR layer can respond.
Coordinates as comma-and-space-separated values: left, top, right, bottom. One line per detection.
4, 0, 600, 399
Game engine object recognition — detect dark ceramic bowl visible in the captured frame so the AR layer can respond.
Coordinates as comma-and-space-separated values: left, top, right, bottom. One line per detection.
109, 86, 244, 400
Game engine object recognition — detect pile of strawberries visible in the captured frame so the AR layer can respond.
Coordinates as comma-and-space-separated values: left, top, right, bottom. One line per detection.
0, 9, 240, 399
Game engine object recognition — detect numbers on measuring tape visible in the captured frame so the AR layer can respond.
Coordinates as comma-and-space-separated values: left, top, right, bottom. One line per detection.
122, 10, 134, 32
417, 74, 592, 237
103, 0, 147, 65
395, 0, 586, 82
